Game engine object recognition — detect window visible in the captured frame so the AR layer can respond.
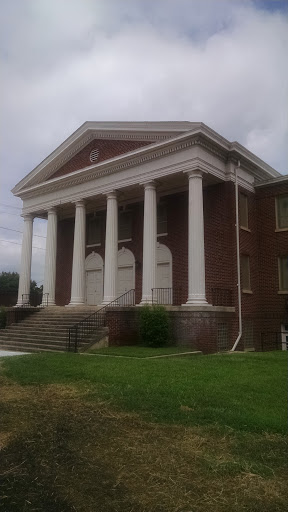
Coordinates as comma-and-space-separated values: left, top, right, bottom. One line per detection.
278, 256, 288, 291
241, 255, 251, 292
87, 216, 101, 246
157, 203, 167, 235
239, 193, 249, 229
118, 210, 132, 241
276, 194, 288, 229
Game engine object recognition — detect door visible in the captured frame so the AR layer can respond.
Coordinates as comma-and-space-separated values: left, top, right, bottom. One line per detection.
118, 265, 134, 297
86, 269, 103, 305
156, 262, 172, 304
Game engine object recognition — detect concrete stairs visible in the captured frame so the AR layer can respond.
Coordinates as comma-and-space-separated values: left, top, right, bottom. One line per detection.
0, 307, 106, 353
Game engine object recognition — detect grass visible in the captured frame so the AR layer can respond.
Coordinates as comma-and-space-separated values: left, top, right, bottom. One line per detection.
1, 351, 288, 511
86, 345, 199, 357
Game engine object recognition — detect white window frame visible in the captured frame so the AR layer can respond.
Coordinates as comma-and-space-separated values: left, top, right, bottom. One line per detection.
278, 256, 288, 293
241, 254, 252, 293
275, 195, 288, 231
239, 193, 250, 231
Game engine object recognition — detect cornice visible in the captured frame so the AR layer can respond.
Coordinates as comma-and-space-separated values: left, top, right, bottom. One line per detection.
17, 135, 229, 200
255, 174, 288, 188
14, 122, 281, 203
21, 157, 228, 216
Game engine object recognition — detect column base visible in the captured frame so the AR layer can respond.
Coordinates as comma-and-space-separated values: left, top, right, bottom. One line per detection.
182, 296, 210, 306
15, 302, 30, 308
67, 298, 85, 307
139, 295, 153, 305
101, 297, 117, 305
42, 300, 56, 307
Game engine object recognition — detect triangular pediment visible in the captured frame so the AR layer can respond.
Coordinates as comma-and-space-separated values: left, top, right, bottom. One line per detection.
47, 137, 155, 181
12, 121, 198, 194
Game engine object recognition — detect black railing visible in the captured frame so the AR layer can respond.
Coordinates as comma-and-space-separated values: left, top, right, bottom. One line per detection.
67, 289, 135, 353
261, 331, 287, 351
21, 292, 49, 308
152, 288, 173, 305
212, 288, 233, 307
152, 287, 183, 306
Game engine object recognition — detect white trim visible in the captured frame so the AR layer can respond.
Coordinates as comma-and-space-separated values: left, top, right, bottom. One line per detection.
13, 122, 280, 198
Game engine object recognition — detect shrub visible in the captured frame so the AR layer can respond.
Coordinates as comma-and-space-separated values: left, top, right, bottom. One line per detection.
0, 306, 7, 329
138, 305, 172, 347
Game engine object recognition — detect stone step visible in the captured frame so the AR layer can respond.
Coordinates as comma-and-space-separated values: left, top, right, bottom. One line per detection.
0, 342, 66, 352
1, 306, 107, 353
10, 320, 91, 328
0, 332, 67, 342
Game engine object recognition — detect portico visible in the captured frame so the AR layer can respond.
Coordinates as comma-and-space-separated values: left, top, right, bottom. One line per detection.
15, 169, 209, 308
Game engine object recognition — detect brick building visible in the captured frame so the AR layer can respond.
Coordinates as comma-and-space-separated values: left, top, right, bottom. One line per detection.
12, 122, 288, 353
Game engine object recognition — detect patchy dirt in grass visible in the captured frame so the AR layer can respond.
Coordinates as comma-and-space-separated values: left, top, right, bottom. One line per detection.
0, 377, 287, 512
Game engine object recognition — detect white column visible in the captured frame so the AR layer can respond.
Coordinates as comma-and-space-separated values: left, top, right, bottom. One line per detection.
42, 208, 57, 306
140, 181, 157, 304
16, 214, 34, 306
102, 191, 118, 304
184, 170, 208, 306
68, 200, 86, 306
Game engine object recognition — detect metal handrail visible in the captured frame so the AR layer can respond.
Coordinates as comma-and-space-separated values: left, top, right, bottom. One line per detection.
21, 292, 49, 308
67, 289, 135, 353
152, 288, 173, 305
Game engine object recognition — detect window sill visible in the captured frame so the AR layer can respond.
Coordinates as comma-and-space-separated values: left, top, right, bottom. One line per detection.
278, 290, 288, 295
157, 233, 168, 237
86, 243, 101, 248
240, 226, 251, 232
118, 238, 132, 243
275, 228, 288, 232
242, 289, 253, 294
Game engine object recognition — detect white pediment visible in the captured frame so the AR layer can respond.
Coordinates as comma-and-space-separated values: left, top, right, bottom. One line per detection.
12, 121, 201, 194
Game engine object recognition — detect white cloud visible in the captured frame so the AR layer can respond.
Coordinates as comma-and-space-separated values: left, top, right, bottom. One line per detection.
1, 0, 287, 280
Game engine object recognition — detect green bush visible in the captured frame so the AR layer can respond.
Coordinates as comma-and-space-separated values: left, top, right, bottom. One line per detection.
138, 305, 172, 347
0, 306, 7, 329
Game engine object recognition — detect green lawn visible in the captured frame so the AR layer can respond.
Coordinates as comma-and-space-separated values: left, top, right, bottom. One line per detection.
86, 345, 200, 357
3, 351, 287, 434
1, 351, 287, 512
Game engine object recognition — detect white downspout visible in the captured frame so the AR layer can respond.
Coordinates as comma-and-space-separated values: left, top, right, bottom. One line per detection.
231, 161, 242, 352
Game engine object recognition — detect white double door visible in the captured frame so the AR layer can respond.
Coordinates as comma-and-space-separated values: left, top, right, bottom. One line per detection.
86, 269, 103, 305
117, 265, 134, 296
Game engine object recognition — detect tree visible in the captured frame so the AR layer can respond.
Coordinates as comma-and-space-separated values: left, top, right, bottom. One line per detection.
0, 272, 42, 293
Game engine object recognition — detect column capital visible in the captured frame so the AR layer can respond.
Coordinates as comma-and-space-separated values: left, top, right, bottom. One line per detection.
22, 213, 34, 222
74, 200, 86, 208
184, 169, 206, 180
141, 180, 157, 191
47, 207, 57, 215
105, 190, 117, 200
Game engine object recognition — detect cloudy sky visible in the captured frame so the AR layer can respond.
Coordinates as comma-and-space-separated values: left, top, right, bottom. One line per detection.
0, 0, 287, 284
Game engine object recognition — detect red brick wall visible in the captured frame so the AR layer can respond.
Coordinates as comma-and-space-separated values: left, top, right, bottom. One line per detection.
54, 180, 288, 350
256, 183, 288, 319
55, 218, 74, 306
48, 139, 154, 180
106, 308, 235, 354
